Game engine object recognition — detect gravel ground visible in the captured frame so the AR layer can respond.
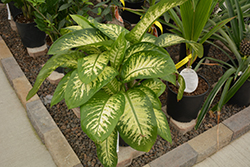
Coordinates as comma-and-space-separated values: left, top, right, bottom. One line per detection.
0, 7, 247, 167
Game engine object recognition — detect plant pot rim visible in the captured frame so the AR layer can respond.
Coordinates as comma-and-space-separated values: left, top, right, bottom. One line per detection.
14, 12, 35, 25
166, 74, 210, 98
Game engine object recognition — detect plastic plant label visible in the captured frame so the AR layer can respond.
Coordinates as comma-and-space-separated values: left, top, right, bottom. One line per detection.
180, 68, 198, 93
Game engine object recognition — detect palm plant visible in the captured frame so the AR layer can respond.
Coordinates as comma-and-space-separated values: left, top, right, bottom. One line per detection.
26, 0, 190, 166
195, 0, 250, 129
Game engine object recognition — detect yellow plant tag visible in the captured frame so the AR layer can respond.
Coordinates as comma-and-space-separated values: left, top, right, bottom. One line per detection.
175, 54, 192, 70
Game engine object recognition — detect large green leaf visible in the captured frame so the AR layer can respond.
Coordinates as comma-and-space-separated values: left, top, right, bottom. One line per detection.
109, 31, 127, 69
141, 33, 157, 43
121, 50, 176, 83
124, 42, 169, 63
155, 33, 203, 58
153, 108, 172, 143
26, 50, 82, 100
135, 86, 162, 110
126, 0, 188, 43
102, 78, 122, 96
95, 129, 118, 167
77, 52, 109, 84
141, 78, 166, 97
117, 89, 157, 152
51, 71, 72, 107
48, 28, 107, 54
70, 14, 93, 29
96, 23, 129, 40
80, 90, 125, 142
64, 66, 118, 109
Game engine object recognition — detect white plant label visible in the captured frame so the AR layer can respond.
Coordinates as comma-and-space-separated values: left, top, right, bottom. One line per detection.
180, 68, 198, 93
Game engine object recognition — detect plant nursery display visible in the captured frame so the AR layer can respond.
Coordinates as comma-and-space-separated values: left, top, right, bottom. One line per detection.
26, 0, 189, 166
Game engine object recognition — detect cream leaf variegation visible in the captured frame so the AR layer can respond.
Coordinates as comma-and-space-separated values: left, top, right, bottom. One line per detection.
96, 23, 129, 40
78, 52, 109, 84
117, 89, 157, 152
80, 90, 124, 143
124, 42, 169, 63
64, 66, 118, 109
51, 71, 72, 106
95, 130, 118, 167
153, 108, 172, 143
121, 50, 176, 83
102, 78, 122, 96
135, 86, 162, 110
48, 28, 107, 54
109, 31, 127, 69
141, 79, 166, 97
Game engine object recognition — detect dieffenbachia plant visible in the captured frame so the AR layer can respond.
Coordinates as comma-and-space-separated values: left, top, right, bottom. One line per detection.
26, 0, 188, 166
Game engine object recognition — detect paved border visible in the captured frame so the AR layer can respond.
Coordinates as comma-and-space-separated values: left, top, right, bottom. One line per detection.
1, 34, 250, 167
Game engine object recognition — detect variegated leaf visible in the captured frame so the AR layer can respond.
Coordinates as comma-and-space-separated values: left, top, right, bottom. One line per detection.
80, 90, 125, 142
26, 50, 83, 100
123, 42, 169, 64
121, 50, 176, 83
109, 31, 127, 69
102, 78, 122, 96
117, 89, 157, 152
141, 79, 166, 97
95, 129, 118, 167
135, 86, 162, 110
155, 34, 203, 58
153, 108, 172, 143
96, 23, 129, 40
141, 33, 157, 43
48, 28, 107, 54
161, 73, 176, 86
64, 66, 118, 109
51, 71, 72, 106
78, 52, 109, 84
125, 0, 188, 43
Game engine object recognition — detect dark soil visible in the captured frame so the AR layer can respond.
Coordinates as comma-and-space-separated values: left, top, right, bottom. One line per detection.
0, 7, 248, 167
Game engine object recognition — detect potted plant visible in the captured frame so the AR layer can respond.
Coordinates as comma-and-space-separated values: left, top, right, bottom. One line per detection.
1, 0, 46, 48
196, 0, 250, 129
152, 0, 232, 122
26, 0, 189, 166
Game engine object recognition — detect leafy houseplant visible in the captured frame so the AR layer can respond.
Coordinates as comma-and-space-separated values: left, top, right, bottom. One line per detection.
26, 0, 189, 166
196, 0, 250, 129
1, 0, 46, 48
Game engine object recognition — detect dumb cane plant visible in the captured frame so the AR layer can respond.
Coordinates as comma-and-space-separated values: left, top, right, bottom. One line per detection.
195, 0, 250, 129
26, 0, 189, 166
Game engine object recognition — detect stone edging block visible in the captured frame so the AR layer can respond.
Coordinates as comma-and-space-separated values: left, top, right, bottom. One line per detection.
223, 107, 250, 141
0, 35, 82, 167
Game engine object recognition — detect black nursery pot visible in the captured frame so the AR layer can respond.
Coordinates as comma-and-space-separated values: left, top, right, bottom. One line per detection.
119, 135, 129, 147
121, 0, 144, 24
166, 75, 210, 122
227, 79, 250, 107
8, 1, 22, 18
14, 15, 46, 48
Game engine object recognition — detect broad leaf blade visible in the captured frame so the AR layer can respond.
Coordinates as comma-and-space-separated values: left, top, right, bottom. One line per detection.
109, 31, 127, 69
51, 71, 72, 106
80, 90, 124, 142
78, 52, 109, 84
141, 78, 166, 97
96, 130, 118, 167
153, 108, 172, 143
70, 14, 93, 29
117, 89, 157, 152
48, 28, 107, 54
135, 86, 162, 110
102, 78, 122, 96
126, 0, 188, 43
121, 50, 176, 83
96, 23, 129, 40
124, 42, 169, 63
64, 66, 118, 109
26, 50, 82, 100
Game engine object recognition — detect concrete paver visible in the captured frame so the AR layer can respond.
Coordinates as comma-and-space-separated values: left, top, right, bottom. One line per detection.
0, 65, 56, 167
